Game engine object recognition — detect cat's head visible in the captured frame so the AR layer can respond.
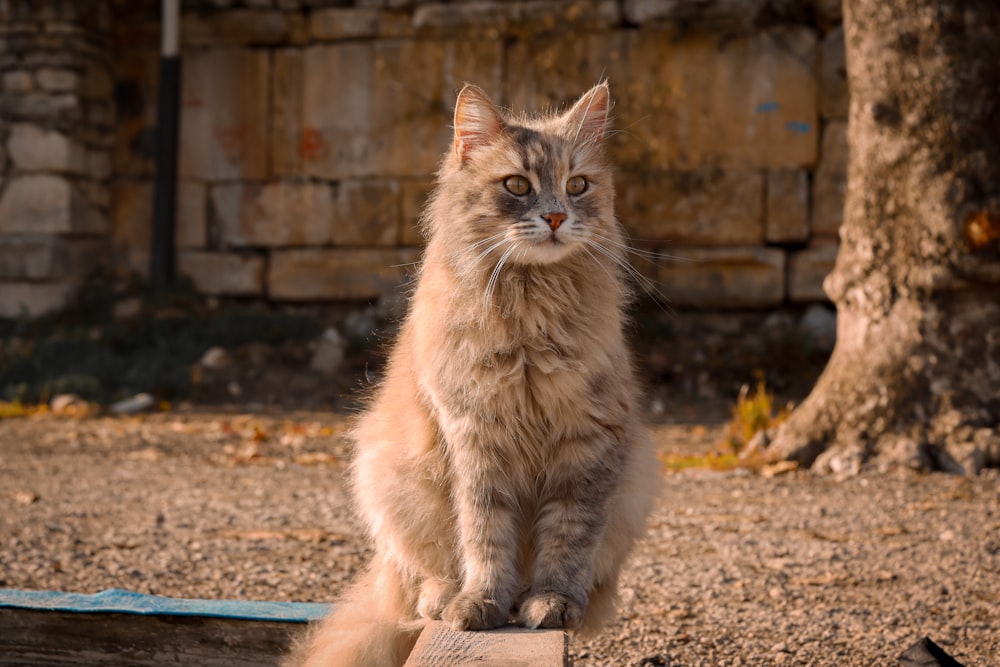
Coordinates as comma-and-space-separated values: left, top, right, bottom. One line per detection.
431, 83, 617, 268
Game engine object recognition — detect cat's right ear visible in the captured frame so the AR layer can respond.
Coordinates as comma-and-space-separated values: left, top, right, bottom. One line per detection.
454, 84, 503, 162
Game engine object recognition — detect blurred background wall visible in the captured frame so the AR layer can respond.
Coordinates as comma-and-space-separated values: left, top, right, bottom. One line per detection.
0, 0, 845, 318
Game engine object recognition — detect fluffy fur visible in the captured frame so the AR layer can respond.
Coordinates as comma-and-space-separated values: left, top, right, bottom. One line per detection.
287, 83, 659, 667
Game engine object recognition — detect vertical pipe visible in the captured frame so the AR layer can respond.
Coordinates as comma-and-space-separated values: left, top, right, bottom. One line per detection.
150, 0, 181, 291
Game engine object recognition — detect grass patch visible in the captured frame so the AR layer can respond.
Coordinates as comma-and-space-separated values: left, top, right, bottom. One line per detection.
725, 375, 790, 454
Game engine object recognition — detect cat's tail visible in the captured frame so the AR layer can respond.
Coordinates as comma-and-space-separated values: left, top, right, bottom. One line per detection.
284, 558, 422, 667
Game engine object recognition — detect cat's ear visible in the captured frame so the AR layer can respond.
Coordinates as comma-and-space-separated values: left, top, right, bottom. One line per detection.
453, 84, 503, 161
564, 82, 611, 144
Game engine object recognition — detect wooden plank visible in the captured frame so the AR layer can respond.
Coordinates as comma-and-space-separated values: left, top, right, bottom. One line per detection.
404, 621, 569, 667
0, 588, 331, 667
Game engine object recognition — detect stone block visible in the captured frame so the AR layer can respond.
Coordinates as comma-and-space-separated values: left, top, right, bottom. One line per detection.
36, 68, 80, 92
111, 180, 151, 274
412, 1, 620, 37
270, 49, 304, 177
399, 177, 434, 245
658, 246, 786, 308
178, 180, 207, 248
180, 49, 269, 180
509, 27, 818, 170
269, 248, 420, 301
309, 7, 411, 41
0, 174, 107, 234
617, 169, 764, 245
2, 70, 35, 93
0, 236, 102, 280
334, 179, 400, 246
0, 281, 78, 318
181, 10, 292, 46
812, 121, 847, 236
788, 240, 838, 302
178, 250, 265, 296
7, 123, 87, 173
765, 169, 810, 243
212, 181, 335, 247
299, 39, 502, 179
819, 26, 847, 121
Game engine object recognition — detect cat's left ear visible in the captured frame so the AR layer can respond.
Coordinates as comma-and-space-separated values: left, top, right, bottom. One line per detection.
564, 82, 611, 144
454, 84, 503, 162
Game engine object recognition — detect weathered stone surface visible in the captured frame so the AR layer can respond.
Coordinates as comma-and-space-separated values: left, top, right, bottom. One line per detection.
0, 175, 106, 234
180, 48, 269, 180
657, 246, 786, 307
399, 177, 433, 246
788, 240, 837, 302
181, 9, 292, 46
112, 46, 158, 178
0, 92, 82, 121
509, 27, 818, 170
270, 49, 304, 177
269, 248, 420, 300
617, 169, 764, 245
623, 0, 811, 28
334, 179, 400, 246
7, 123, 87, 173
765, 169, 810, 243
819, 26, 847, 121
811, 121, 847, 236
300, 39, 502, 179
309, 7, 411, 40
178, 250, 265, 296
111, 180, 208, 275
0, 281, 78, 318
0, 236, 101, 280
36, 68, 80, 92
2, 70, 35, 93
212, 181, 335, 247
413, 1, 620, 37
177, 180, 207, 248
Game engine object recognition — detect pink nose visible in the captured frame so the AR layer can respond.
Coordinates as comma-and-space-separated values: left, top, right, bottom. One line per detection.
543, 212, 567, 231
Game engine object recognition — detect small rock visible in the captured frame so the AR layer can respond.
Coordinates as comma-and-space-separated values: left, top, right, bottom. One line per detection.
799, 304, 837, 352
110, 393, 155, 415
199, 346, 232, 370
50, 393, 85, 414
310, 328, 347, 376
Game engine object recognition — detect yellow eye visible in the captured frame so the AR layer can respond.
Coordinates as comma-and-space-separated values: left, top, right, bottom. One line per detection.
503, 175, 531, 196
566, 176, 588, 195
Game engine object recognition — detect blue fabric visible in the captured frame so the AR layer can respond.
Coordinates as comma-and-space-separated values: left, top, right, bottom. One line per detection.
0, 588, 330, 622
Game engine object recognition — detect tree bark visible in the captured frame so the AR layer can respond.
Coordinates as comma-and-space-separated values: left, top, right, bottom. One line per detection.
764, 0, 1000, 474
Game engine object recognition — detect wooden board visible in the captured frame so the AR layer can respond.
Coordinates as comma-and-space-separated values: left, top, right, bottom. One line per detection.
0, 588, 331, 667
404, 621, 569, 667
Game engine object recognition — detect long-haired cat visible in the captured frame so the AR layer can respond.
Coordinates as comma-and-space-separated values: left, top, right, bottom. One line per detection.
288, 82, 659, 667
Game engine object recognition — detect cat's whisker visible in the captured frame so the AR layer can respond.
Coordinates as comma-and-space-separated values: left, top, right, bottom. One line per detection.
583, 238, 673, 313
484, 242, 519, 309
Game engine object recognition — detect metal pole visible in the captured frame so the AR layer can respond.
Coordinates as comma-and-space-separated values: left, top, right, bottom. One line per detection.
150, 0, 181, 291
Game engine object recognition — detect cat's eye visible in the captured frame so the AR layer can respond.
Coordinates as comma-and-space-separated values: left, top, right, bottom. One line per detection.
503, 175, 531, 196
566, 176, 588, 195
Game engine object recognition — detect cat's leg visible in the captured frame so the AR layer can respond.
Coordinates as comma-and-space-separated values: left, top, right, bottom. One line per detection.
439, 431, 523, 631
416, 576, 459, 620
518, 430, 625, 630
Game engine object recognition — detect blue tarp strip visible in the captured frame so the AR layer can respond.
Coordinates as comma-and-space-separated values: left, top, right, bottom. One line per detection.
0, 588, 330, 623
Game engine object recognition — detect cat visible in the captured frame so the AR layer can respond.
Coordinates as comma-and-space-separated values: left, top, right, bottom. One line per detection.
287, 82, 660, 667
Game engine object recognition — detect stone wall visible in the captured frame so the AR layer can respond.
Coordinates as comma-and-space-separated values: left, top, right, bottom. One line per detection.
0, 0, 115, 317
3, 0, 849, 314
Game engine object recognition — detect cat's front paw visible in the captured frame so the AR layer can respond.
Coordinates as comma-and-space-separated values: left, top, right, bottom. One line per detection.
442, 591, 510, 631
518, 591, 585, 630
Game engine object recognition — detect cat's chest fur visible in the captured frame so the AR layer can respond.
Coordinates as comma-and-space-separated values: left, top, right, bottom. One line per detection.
414, 259, 622, 442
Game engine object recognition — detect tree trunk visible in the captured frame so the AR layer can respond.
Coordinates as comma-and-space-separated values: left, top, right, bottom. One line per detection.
764, 0, 1000, 475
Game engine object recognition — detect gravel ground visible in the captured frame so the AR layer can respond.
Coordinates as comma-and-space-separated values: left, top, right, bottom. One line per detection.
1, 408, 998, 666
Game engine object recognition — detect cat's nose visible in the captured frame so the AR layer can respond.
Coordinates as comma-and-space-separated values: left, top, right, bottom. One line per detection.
542, 212, 567, 231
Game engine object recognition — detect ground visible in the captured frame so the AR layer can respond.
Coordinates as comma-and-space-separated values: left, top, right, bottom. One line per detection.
1, 308, 997, 666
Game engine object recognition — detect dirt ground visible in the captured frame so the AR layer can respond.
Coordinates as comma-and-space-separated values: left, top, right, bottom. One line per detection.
2, 401, 998, 667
